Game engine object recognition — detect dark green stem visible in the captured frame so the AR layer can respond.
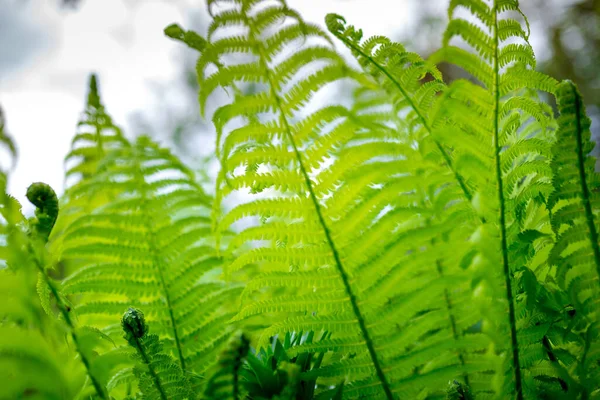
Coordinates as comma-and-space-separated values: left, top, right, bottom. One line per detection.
132, 335, 169, 400
131, 151, 187, 372
26, 182, 108, 399
436, 260, 469, 387
30, 246, 108, 399
570, 81, 600, 288
492, 4, 522, 398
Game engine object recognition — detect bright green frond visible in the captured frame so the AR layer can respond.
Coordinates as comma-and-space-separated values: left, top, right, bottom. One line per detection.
548, 80, 600, 395
57, 135, 239, 380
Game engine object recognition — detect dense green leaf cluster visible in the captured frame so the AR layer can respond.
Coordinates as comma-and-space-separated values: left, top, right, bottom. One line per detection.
0, 0, 599, 399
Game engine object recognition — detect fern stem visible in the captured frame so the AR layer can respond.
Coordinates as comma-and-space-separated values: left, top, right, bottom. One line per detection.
569, 81, 600, 288
247, 21, 394, 400
232, 358, 241, 400
436, 260, 469, 387
30, 245, 109, 400
131, 335, 169, 400
332, 35, 474, 204
570, 81, 600, 398
288, 129, 394, 400
491, 4, 522, 398
131, 151, 187, 372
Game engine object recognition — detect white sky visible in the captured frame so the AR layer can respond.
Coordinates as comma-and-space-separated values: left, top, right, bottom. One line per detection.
0, 0, 417, 213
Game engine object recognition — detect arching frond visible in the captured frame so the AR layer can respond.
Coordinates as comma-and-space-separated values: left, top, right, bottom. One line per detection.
548, 80, 600, 395
65, 74, 128, 187
0, 180, 107, 399
57, 135, 240, 384
426, 1, 564, 398
191, 1, 495, 398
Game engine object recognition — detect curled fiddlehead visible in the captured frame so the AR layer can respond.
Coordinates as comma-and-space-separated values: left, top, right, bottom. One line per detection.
121, 308, 192, 400
26, 182, 59, 241
122, 307, 148, 345
446, 380, 474, 400
25, 182, 110, 398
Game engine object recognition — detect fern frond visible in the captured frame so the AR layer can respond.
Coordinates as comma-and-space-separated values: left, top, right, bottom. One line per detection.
122, 308, 194, 400
191, 1, 496, 398
325, 14, 473, 204
24, 182, 111, 399
422, 2, 567, 398
548, 80, 600, 395
58, 135, 239, 379
65, 74, 128, 187
51, 75, 131, 252
195, 0, 410, 397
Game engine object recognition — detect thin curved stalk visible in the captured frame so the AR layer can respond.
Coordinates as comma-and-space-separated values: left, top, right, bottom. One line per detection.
131, 151, 187, 372
30, 245, 109, 399
130, 335, 169, 400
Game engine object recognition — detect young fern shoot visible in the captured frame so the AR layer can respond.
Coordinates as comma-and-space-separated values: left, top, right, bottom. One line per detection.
122, 308, 193, 400
27, 182, 110, 399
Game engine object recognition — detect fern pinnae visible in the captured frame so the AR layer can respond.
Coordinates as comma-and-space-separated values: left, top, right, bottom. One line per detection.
327, 24, 482, 390
26, 182, 109, 400
247, 8, 393, 399
550, 80, 600, 393
325, 15, 474, 205
65, 74, 127, 187
57, 89, 240, 383
556, 81, 600, 285
326, 15, 480, 384
435, 257, 470, 387
491, 3, 523, 398
129, 145, 187, 372
122, 307, 191, 400
429, 1, 564, 396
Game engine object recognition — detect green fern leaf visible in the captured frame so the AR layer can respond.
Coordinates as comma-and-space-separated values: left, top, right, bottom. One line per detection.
122, 308, 195, 400
65, 74, 128, 187
57, 134, 240, 382
424, 2, 566, 398
548, 80, 600, 395
188, 1, 494, 398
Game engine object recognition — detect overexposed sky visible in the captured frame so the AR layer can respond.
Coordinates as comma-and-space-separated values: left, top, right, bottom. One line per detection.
0, 0, 419, 213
